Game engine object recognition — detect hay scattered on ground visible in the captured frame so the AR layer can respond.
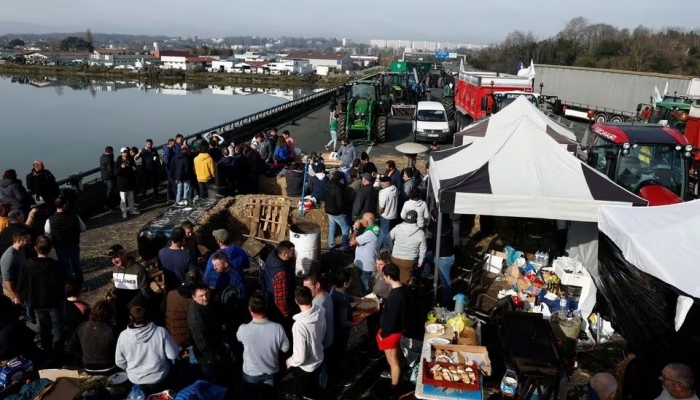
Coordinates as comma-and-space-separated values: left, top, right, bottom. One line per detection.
258, 175, 287, 196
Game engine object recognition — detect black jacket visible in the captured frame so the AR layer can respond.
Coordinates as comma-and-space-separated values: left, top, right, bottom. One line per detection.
324, 179, 346, 216
26, 169, 60, 203
140, 148, 161, 173
308, 174, 329, 202
285, 170, 304, 197
170, 152, 193, 182
114, 157, 138, 192
19, 256, 66, 309
352, 183, 378, 221
0, 178, 31, 214
187, 302, 225, 362
100, 153, 115, 182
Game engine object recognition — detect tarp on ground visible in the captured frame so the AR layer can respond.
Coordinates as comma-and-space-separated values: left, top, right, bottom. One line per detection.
430, 99, 647, 222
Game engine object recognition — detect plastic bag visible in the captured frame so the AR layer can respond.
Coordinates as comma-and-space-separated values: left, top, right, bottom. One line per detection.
504, 245, 523, 266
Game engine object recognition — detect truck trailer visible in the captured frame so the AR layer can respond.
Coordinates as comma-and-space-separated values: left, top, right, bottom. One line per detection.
535, 65, 695, 123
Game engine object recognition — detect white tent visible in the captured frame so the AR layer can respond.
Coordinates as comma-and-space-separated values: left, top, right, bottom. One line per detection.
453, 95, 577, 151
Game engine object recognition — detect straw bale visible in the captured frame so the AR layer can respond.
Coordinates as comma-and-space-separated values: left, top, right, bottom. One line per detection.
258, 175, 287, 196
195, 197, 237, 248
371, 153, 429, 175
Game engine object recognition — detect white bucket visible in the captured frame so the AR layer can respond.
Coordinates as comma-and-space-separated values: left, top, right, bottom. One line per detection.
289, 222, 321, 277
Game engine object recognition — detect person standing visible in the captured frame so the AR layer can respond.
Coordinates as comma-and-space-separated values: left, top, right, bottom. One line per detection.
351, 173, 378, 221
163, 139, 177, 202
263, 241, 297, 327
326, 114, 339, 152
108, 244, 153, 331
44, 197, 86, 283
350, 212, 380, 294
0, 169, 31, 217
205, 251, 247, 300
273, 136, 290, 165
400, 189, 430, 230
171, 145, 193, 203
285, 163, 304, 197
347, 170, 362, 194
193, 143, 215, 199
377, 264, 409, 393
282, 130, 296, 156
384, 160, 402, 193
26, 160, 60, 206
401, 168, 416, 204
115, 147, 140, 219
0, 210, 35, 258
337, 138, 356, 168
18, 235, 66, 356
162, 269, 200, 349
157, 227, 196, 292
329, 270, 357, 380
1, 231, 31, 309
306, 164, 329, 202
286, 286, 326, 399
389, 210, 427, 285
303, 274, 334, 389
378, 175, 398, 250
324, 171, 350, 252
140, 139, 162, 200
237, 294, 290, 400
100, 146, 116, 209
203, 229, 249, 285
188, 284, 226, 383
115, 302, 179, 395
359, 152, 378, 176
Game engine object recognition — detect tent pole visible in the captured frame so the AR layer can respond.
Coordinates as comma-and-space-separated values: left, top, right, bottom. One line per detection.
433, 212, 443, 306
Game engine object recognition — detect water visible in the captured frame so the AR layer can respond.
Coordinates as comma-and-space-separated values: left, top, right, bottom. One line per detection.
0, 75, 315, 180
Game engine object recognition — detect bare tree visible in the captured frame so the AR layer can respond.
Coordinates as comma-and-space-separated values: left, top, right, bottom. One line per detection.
85, 28, 93, 45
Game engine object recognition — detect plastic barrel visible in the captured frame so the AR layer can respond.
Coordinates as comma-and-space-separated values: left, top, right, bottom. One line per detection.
289, 222, 320, 277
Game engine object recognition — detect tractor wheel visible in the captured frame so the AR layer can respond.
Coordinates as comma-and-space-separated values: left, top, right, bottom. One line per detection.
376, 115, 388, 143
337, 114, 347, 141
595, 112, 608, 123
442, 96, 455, 121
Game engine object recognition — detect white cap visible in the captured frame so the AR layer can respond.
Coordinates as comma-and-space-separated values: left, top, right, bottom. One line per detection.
120, 147, 129, 153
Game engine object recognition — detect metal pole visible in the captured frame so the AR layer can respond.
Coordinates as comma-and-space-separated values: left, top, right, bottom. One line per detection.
433, 212, 443, 306
299, 157, 311, 217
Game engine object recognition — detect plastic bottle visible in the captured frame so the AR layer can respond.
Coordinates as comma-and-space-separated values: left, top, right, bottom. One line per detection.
559, 296, 567, 316
500, 368, 518, 397
127, 385, 145, 400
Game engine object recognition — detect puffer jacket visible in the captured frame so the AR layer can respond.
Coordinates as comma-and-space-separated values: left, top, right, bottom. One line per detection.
389, 222, 427, 264
26, 169, 59, 203
114, 157, 138, 192
164, 285, 193, 347
0, 178, 31, 214
100, 153, 115, 182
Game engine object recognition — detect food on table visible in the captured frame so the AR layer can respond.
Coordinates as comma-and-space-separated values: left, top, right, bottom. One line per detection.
428, 363, 478, 385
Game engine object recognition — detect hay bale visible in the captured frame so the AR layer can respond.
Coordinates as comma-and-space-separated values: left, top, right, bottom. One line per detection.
291, 206, 330, 248
258, 175, 287, 196
371, 153, 429, 175
195, 197, 237, 249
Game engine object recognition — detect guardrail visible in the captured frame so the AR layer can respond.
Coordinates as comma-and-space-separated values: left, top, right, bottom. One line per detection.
54, 71, 383, 187
546, 112, 594, 147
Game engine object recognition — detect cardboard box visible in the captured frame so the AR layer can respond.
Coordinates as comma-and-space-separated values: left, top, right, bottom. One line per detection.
430, 344, 493, 376
507, 265, 521, 279
43, 378, 80, 400
483, 250, 506, 274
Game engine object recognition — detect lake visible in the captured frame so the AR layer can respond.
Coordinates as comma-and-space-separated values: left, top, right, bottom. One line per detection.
0, 75, 315, 180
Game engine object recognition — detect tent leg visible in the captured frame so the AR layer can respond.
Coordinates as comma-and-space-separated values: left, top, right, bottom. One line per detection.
433, 213, 443, 306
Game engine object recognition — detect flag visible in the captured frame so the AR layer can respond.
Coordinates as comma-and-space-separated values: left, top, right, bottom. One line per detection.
663, 82, 669, 97
653, 86, 663, 107
517, 59, 524, 70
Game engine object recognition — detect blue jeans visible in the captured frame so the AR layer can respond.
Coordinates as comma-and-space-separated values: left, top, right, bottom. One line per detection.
356, 267, 373, 295
242, 372, 277, 399
379, 216, 394, 252
35, 308, 64, 353
176, 181, 191, 202
328, 214, 350, 251
198, 182, 209, 199
56, 246, 83, 283
105, 179, 114, 207
437, 255, 455, 306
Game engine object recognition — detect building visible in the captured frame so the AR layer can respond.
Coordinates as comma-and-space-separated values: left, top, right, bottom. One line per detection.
161, 55, 217, 70
89, 53, 159, 68
25, 52, 90, 65
232, 61, 268, 74
283, 51, 352, 72
94, 48, 128, 56
265, 60, 312, 75
350, 55, 378, 68
152, 49, 190, 59
231, 51, 274, 62
342, 38, 353, 47
0, 48, 17, 58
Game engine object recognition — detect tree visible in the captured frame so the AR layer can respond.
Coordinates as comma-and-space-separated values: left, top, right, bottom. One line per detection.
84, 29, 93, 46
59, 36, 94, 52
7, 39, 25, 48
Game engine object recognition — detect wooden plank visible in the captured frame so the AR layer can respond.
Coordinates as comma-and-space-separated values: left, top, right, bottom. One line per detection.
278, 205, 290, 241
243, 233, 280, 245
249, 200, 261, 237
262, 205, 271, 232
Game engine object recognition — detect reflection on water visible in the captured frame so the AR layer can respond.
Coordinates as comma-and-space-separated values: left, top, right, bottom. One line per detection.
8, 75, 322, 100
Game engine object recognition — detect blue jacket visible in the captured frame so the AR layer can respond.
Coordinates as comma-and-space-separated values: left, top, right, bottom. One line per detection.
309, 174, 328, 202
274, 145, 289, 162
163, 146, 176, 172
203, 245, 249, 297
174, 380, 229, 400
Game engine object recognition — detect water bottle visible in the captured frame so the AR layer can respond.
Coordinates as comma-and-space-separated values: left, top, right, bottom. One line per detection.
127, 385, 145, 400
559, 296, 567, 316
543, 251, 549, 266
500, 368, 518, 397
535, 251, 541, 264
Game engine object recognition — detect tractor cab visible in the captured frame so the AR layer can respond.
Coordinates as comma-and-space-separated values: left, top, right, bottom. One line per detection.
335, 81, 389, 144
586, 122, 693, 205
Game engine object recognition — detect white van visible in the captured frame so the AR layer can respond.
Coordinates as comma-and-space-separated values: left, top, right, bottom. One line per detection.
412, 101, 451, 143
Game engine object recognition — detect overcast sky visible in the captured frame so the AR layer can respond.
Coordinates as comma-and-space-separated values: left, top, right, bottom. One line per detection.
2, 0, 698, 44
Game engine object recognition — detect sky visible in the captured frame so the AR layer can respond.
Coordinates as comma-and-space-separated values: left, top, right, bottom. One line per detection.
2, 0, 698, 44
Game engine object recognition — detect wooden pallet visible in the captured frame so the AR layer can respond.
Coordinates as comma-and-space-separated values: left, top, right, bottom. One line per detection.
247, 198, 290, 243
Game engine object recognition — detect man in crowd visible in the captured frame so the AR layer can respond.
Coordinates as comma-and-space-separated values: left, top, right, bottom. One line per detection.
567, 372, 618, 400
324, 171, 350, 252
163, 268, 200, 349
26, 160, 60, 205
350, 212, 380, 294
377, 263, 409, 394
657, 363, 698, 400
100, 146, 116, 208
237, 294, 290, 400
19, 235, 65, 356
303, 273, 334, 389
307, 163, 329, 202
174, 134, 185, 154
157, 226, 196, 291
286, 286, 326, 399
285, 163, 304, 197
378, 175, 398, 251
348, 170, 362, 193
108, 244, 153, 331
337, 138, 356, 168
282, 130, 296, 156
204, 229, 249, 285
1, 231, 31, 307
163, 138, 177, 202
205, 251, 247, 300
115, 302, 179, 394
193, 142, 215, 199
329, 270, 356, 377
188, 284, 226, 383
229, 145, 251, 194
140, 139, 161, 200
384, 160, 402, 193
389, 210, 427, 285
359, 152, 378, 176
263, 240, 297, 326
0, 210, 33, 257
45, 196, 87, 283
171, 144, 193, 203
401, 168, 416, 203
352, 173, 378, 221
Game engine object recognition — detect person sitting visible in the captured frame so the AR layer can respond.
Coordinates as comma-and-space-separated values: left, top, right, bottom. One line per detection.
115, 302, 179, 394
657, 363, 698, 400
0, 295, 38, 361
567, 372, 617, 400
69, 300, 118, 375
306, 164, 328, 203
285, 163, 304, 197
273, 136, 290, 165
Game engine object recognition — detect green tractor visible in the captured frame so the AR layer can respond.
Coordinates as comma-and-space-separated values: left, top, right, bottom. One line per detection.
336, 81, 389, 144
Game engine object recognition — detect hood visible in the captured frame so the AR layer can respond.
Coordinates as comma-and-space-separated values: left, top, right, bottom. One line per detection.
28, 258, 58, 274
126, 322, 157, 343
408, 199, 425, 207
398, 222, 421, 236
416, 120, 449, 130
177, 283, 194, 298
293, 304, 322, 323
196, 153, 212, 161
0, 178, 17, 189
220, 156, 235, 166
381, 185, 397, 195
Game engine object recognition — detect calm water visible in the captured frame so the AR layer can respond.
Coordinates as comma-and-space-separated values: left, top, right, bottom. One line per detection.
0, 75, 315, 180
